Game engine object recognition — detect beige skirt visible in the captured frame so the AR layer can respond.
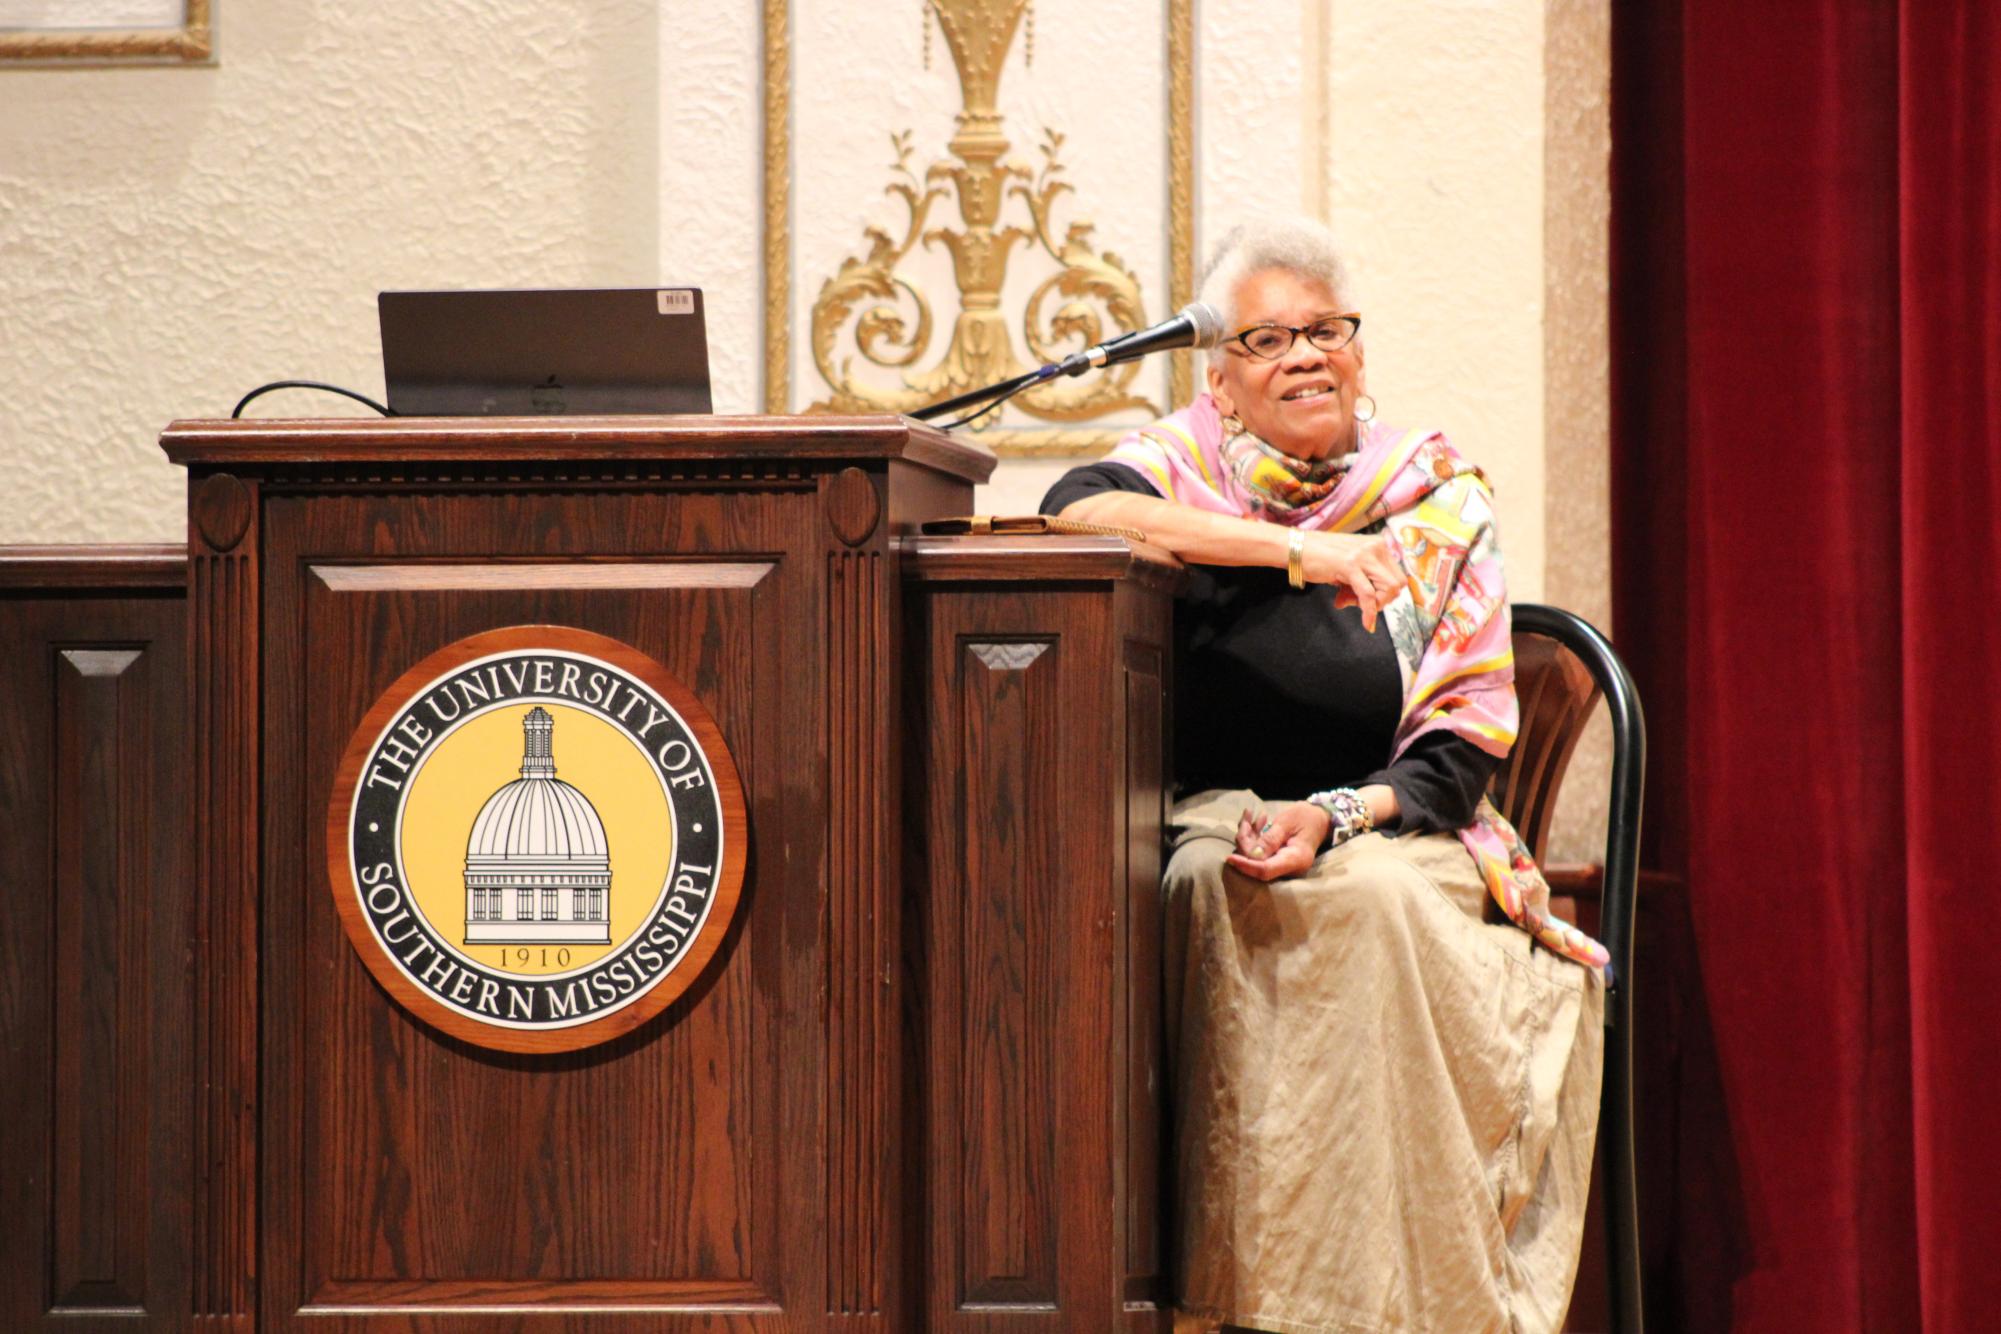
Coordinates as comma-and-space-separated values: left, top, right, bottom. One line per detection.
1165, 790, 1604, 1334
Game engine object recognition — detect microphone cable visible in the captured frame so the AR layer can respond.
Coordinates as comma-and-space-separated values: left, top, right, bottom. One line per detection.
231, 379, 395, 419
936, 374, 1049, 432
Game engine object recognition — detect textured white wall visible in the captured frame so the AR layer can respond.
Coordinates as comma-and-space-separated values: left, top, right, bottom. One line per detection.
0, 0, 661, 543
1321, 0, 1549, 598
656, 3, 760, 412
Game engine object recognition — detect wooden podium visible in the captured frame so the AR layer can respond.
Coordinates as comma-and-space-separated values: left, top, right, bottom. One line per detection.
97, 414, 1178, 1332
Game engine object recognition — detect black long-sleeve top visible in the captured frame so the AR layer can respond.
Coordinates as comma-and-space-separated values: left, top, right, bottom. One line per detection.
1041, 462, 1500, 834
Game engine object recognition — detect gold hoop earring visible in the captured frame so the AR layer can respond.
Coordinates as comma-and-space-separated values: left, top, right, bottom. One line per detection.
1354, 394, 1377, 423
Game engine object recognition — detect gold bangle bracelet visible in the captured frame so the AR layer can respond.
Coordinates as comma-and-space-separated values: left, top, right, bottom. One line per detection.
1286, 527, 1306, 590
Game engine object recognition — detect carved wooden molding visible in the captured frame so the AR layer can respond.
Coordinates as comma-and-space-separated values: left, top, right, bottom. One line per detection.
823, 467, 882, 548
189, 465, 818, 494
308, 561, 776, 593
826, 548, 889, 1316
968, 641, 1048, 671
192, 474, 252, 552
190, 480, 258, 1321
0, 545, 185, 589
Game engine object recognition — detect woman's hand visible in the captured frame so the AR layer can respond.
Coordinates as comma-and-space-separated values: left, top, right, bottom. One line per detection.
1301, 530, 1403, 632
1227, 801, 1333, 882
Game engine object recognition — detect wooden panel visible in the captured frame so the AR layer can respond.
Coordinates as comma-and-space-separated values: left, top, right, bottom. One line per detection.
303, 586, 764, 1298
50, 648, 151, 1311
956, 637, 1060, 1306
0, 568, 190, 1331
907, 542, 1176, 1334
258, 486, 838, 1329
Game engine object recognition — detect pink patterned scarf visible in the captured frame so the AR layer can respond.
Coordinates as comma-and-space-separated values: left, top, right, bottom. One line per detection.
1107, 393, 1608, 971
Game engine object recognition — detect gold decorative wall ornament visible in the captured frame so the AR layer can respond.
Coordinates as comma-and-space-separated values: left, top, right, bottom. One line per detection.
766, 0, 1194, 457
0, 0, 211, 63
807, 125, 1156, 424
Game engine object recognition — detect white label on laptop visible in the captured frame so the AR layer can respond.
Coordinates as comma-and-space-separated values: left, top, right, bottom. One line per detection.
656, 289, 696, 316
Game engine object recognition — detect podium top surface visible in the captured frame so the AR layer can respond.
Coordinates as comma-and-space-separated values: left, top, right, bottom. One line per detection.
159, 413, 995, 483
901, 533, 1186, 594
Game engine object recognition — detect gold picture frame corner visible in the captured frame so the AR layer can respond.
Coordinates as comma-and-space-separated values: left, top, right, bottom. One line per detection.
0, 0, 214, 65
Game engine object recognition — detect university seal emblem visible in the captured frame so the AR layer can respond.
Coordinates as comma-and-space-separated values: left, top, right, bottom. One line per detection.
326, 626, 746, 1052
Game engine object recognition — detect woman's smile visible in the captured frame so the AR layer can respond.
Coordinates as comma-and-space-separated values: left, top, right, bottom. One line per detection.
1208, 267, 1364, 460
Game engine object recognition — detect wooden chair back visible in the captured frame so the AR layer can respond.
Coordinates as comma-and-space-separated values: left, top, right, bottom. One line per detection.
1490, 625, 1603, 861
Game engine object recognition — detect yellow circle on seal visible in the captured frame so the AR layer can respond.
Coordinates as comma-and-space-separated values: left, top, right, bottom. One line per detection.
399, 702, 673, 977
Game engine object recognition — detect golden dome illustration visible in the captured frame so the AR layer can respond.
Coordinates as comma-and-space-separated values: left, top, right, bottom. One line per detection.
462, 707, 612, 945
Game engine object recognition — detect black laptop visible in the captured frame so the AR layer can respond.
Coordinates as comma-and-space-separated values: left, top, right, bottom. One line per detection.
378, 287, 712, 416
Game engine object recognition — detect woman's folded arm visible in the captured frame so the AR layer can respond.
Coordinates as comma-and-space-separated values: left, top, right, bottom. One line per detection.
1048, 475, 1294, 570
1043, 463, 1401, 627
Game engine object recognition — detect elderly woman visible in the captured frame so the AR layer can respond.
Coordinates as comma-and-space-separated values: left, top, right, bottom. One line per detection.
1040, 218, 1606, 1334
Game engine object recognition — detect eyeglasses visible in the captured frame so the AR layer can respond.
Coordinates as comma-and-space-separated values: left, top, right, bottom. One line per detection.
1227, 314, 1362, 361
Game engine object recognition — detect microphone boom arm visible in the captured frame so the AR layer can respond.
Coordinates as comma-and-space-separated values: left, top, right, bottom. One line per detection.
908, 301, 1221, 427
908, 363, 1059, 423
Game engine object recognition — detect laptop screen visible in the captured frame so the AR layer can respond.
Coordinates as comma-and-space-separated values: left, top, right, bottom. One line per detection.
378, 288, 713, 417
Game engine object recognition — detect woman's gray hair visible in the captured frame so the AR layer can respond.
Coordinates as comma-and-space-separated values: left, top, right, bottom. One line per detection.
1198, 218, 1357, 363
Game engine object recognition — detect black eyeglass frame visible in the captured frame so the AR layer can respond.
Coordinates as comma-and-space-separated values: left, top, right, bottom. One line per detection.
1225, 314, 1363, 361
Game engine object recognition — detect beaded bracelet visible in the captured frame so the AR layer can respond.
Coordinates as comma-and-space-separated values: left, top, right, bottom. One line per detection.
1307, 786, 1376, 847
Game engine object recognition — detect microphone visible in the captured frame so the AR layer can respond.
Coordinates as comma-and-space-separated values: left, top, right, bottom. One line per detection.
1054, 301, 1225, 377
910, 301, 1226, 425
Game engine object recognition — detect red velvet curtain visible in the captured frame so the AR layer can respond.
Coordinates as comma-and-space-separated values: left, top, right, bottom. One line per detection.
1611, 1, 2001, 1329
1898, 5, 2001, 1330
